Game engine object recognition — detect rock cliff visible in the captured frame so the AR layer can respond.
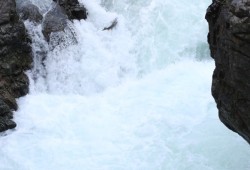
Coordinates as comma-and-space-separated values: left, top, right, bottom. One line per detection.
206, 0, 250, 143
0, 0, 32, 131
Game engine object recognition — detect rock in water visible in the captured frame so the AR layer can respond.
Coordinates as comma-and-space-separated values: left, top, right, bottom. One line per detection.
0, 0, 32, 131
42, 4, 68, 41
53, 0, 88, 20
42, 2, 79, 47
206, 0, 250, 144
103, 18, 118, 31
18, 2, 43, 23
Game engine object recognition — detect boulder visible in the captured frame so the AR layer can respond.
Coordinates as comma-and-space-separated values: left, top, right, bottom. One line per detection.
42, 4, 68, 41
18, 3, 43, 23
206, 0, 250, 143
53, 0, 87, 20
42, 2, 78, 46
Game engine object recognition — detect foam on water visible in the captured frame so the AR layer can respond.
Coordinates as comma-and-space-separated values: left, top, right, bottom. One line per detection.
0, 0, 250, 169
99, 0, 211, 71
1, 61, 250, 170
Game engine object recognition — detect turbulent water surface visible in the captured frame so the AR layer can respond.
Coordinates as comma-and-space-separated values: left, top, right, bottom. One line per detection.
1, 0, 250, 170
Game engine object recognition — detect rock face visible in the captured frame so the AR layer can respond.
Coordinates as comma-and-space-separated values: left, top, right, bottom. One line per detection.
0, 0, 87, 133
206, 0, 250, 143
53, 0, 87, 20
18, 2, 43, 23
0, 0, 32, 131
42, 4, 68, 41
43, 0, 87, 41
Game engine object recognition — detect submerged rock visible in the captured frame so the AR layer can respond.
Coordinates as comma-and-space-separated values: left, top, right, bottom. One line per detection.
0, 0, 32, 131
206, 0, 250, 143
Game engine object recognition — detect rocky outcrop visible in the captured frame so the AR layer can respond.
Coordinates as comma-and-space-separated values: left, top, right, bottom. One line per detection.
0, 0, 32, 131
18, 2, 43, 23
42, 0, 87, 41
206, 0, 250, 143
53, 0, 87, 20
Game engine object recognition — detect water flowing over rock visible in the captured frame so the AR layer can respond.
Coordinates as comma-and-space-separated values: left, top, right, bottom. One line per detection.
0, 0, 32, 131
206, 0, 250, 144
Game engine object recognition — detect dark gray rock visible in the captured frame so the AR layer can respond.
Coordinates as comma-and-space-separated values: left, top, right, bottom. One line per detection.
0, 99, 15, 131
0, 100, 11, 117
0, 87, 18, 111
0, 0, 18, 25
206, 0, 250, 144
103, 18, 118, 31
53, 0, 87, 20
18, 3, 43, 23
42, 4, 68, 41
0, 0, 33, 132
0, 115, 16, 132
42, 0, 87, 42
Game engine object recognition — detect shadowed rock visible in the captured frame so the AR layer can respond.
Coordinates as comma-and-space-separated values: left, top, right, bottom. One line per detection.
53, 0, 87, 20
42, 4, 68, 41
18, 3, 43, 23
0, 0, 18, 25
42, 2, 79, 47
103, 18, 118, 31
0, 100, 16, 132
0, 0, 32, 132
206, 0, 250, 144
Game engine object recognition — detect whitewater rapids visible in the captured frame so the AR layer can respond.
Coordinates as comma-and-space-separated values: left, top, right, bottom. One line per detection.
0, 0, 250, 170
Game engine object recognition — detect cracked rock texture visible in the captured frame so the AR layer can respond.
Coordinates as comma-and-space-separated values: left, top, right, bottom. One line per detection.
206, 0, 250, 143
0, 0, 32, 132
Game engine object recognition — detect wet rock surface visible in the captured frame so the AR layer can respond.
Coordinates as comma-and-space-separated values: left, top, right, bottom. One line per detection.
0, 0, 87, 133
18, 2, 43, 23
206, 0, 250, 143
53, 0, 88, 20
0, 0, 32, 132
42, 0, 87, 41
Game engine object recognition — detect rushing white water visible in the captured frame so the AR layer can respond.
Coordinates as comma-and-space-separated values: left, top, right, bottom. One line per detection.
0, 0, 250, 170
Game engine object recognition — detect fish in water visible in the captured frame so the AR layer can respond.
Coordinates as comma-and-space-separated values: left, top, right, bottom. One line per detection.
103, 18, 118, 31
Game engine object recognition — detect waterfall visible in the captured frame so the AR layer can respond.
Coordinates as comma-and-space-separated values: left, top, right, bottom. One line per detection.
0, 0, 249, 170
